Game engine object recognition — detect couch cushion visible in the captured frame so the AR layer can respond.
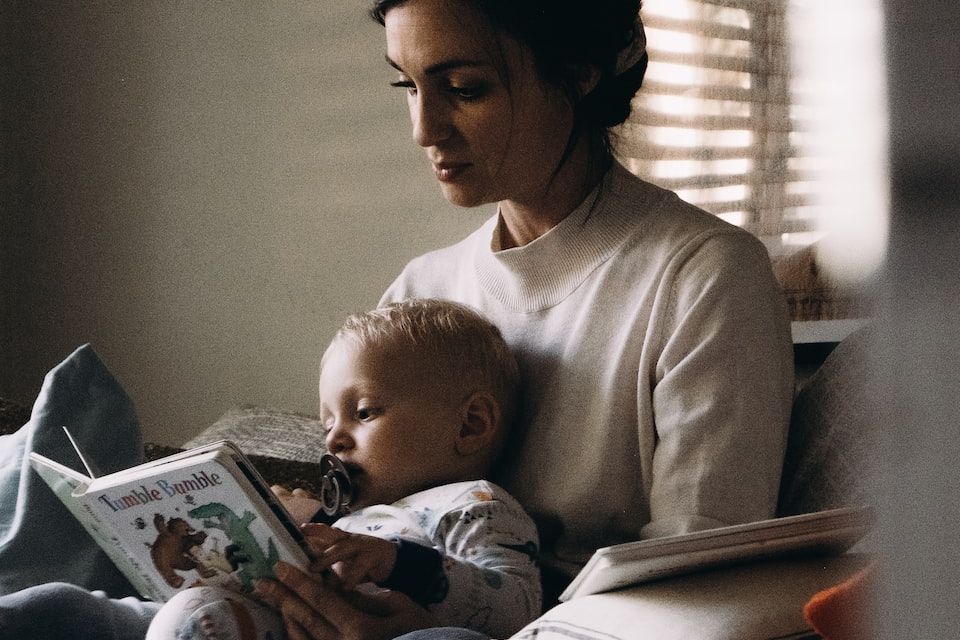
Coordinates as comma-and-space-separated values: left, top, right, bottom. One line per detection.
512, 554, 872, 640
183, 405, 326, 462
182, 406, 328, 495
779, 325, 877, 517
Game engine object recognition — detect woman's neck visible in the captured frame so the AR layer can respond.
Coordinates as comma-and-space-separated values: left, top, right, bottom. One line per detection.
497, 142, 611, 249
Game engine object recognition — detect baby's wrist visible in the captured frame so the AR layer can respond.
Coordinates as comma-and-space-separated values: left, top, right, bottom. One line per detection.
376, 539, 445, 606
369, 537, 399, 583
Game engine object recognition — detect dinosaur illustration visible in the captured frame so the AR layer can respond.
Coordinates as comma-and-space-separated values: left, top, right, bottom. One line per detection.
187, 502, 279, 590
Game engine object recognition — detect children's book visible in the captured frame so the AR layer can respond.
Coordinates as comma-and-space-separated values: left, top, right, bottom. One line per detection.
559, 505, 874, 601
29, 440, 313, 603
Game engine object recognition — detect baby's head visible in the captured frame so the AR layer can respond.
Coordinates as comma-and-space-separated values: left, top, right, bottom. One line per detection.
319, 298, 520, 509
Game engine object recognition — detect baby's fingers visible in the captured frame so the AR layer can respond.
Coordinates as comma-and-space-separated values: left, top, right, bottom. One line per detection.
301, 524, 351, 556
328, 559, 372, 592
309, 539, 363, 572
301, 523, 349, 542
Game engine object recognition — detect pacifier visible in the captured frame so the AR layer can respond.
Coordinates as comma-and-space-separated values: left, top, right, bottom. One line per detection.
312, 453, 353, 523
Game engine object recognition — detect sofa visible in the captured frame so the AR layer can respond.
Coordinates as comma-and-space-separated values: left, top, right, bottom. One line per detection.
0, 325, 876, 639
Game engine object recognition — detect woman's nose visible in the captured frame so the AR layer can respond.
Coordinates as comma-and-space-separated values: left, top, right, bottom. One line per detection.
411, 93, 451, 148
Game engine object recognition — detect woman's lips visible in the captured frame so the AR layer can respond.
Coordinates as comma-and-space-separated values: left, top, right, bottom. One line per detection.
432, 162, 470, 182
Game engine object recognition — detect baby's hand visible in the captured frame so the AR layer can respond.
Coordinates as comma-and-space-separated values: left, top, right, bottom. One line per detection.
301, 523, 398, 591
271, 485, 322, 526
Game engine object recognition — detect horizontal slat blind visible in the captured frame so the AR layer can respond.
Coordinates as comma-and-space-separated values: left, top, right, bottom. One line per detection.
617, 0, 824, 254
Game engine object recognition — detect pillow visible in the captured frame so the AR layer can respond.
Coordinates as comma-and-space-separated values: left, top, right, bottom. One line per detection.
0, 344, 142, 596
182, 405, 328, 495
778, 325, 878, 517
183, 405, 326, 462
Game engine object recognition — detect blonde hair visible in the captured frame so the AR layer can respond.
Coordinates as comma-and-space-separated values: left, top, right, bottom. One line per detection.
329, 298, 520, 432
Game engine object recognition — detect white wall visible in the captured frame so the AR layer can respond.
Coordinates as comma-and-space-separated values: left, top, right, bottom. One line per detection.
1, 2, 489, 445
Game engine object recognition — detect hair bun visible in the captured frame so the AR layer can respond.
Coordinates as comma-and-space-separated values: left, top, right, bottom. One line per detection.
582, 52, 648, 128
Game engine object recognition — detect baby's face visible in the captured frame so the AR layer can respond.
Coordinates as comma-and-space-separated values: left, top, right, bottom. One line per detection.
318, 338, 465, 509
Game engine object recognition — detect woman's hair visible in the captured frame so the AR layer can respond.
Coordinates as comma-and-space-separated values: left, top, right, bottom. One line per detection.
370, 0, 647, 155
330, 298, 521, 430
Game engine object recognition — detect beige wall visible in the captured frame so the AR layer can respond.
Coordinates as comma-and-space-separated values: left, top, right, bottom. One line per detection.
1, 2, 488, 445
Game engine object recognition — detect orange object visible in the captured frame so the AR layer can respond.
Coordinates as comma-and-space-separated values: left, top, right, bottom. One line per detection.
803, 563, 878, 640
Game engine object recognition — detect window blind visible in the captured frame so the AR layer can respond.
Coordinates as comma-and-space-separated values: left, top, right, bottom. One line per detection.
616, 0, 823, 257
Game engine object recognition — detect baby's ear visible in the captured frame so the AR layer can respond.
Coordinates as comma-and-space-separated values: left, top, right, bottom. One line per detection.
454, 391, 500, 457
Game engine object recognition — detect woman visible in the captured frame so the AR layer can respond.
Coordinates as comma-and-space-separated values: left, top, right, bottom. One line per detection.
0, 1, 792, 639
258, 0, 794, 639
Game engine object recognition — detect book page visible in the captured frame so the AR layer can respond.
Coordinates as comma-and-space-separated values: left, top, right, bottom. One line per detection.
29, 453, 157, 597
560, 506, 873, 601
81, 447, 310, 602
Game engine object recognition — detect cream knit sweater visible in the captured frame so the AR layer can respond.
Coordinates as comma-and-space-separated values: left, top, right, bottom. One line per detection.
381, 161, 794, 576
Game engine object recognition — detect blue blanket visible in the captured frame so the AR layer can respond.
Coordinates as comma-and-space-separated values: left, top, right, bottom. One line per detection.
0, 344, 144, 595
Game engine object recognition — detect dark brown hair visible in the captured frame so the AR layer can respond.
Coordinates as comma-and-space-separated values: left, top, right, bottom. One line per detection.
370, 0, 646, 155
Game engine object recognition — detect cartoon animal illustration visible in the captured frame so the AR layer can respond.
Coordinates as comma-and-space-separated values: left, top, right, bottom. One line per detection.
150, 514, 216, 588
187, 538, 237, 577
188, 502, 279, 590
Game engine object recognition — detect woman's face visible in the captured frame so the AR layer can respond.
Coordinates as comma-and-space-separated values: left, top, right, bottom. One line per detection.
384, 0, 575, 208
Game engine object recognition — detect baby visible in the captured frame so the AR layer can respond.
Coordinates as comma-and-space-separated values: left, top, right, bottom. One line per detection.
148, 298, 541, 640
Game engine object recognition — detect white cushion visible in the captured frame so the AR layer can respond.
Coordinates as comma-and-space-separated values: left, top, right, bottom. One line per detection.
511, 554, 871, 640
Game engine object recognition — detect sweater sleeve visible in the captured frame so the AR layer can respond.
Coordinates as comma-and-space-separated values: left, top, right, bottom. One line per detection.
642, 231, 794, 538
418, 492, 542, 638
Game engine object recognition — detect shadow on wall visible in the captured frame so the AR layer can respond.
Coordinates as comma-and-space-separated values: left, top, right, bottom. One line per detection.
1, 3, 477, 446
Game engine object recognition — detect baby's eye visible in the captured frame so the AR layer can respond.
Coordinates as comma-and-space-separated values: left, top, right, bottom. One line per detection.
356, 407, 382, 422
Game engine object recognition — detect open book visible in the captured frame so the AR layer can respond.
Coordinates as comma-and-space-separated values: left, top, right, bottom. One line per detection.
559, 506, 873, 601
30, 440, 312, 603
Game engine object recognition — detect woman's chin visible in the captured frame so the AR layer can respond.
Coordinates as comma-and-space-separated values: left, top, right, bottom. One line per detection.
438, 184, 491, 209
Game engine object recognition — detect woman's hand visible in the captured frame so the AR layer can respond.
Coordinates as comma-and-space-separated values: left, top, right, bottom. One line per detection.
256, 562, 438, 640
301, 523, 398, 590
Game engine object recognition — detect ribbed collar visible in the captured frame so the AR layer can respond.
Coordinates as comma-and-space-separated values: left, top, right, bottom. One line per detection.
473, 161, 663, 313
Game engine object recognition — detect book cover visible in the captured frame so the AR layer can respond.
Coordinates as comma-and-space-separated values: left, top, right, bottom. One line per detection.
30, 441, 311, 603
559, 506, 874, 601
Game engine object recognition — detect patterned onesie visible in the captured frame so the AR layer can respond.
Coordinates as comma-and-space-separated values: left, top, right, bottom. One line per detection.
147, 479, 541, 640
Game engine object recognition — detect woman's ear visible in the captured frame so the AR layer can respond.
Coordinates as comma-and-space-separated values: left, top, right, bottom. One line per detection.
570, 63, 602, 98
454, 391, 501, 457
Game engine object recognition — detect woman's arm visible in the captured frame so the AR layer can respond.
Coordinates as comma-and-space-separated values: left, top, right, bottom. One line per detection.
643, 232, 794, 538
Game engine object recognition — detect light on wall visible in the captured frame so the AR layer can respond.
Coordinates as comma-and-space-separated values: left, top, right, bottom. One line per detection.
789, 0, 890, 285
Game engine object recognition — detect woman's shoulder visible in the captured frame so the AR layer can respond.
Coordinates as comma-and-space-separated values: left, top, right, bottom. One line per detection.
604, 162, 765, 261
610, 163, 752, 241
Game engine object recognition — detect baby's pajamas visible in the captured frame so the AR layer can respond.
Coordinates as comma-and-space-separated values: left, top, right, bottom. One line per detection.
148, 479, 541, 640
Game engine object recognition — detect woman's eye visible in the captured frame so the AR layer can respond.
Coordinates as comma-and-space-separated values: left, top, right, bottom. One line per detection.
449, 85, 484, 100
389, 79, 417, 96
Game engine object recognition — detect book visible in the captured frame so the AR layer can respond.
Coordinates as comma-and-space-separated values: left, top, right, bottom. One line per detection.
559, 505, 874, 601
29, 440, 313, 603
